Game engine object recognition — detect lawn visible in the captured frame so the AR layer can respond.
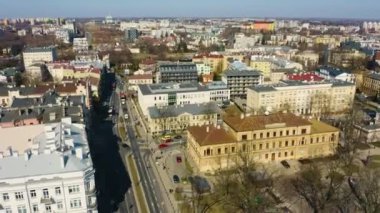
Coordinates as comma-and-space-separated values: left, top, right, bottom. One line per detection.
356, 143, 371, 150
118, 123, 127, 141
127, 155, 148, 213
372, 142, 380, 148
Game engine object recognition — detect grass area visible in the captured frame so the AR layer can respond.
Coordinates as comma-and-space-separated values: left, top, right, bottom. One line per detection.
174, 192, 184, 201
342, 164, 360, 175
370, 155, 380, 161
127, 155, 148, 213
118, 125, 127, 141
185, 159, 194, 175
372, 142, 380, 148
356, 143, 371, 150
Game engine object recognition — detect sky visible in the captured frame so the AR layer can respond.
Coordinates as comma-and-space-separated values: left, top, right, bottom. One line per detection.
1, 0, 380, 20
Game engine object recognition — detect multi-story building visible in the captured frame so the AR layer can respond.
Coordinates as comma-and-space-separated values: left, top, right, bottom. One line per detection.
156, 61, 198, 83
137, 81, 230, 116
249, 60, 272, 78
330, 49, 366, 68
233, 33, 262, 50
0, 117, 97, 213
193, 53, 224, 73
293, 50, 319, 68
249, 55, 303, 78
316, 66, 355, 83
125, 28, 139, 42
242, 21, 275, 31
195, 62, 212, 76
222, 69, 263, 99
23, 46, 57, 69
73, 37, 89, 52
246, 80, 356, 116
362, 72, 380, 96
186, 113, 339, 172
128, 74, 153, 90
147, 102, 219, 135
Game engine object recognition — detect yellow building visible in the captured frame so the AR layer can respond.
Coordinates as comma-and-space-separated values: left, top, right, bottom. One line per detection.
362, 72, 380, 96
249, 60, 272, 78
314, 36, 340, 48
186, 113, 339, 172
193, 53, 224, 73
148, 103, 219, 135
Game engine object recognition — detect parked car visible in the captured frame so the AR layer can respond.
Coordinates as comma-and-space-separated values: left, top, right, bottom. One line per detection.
281, 160, 290, 168
176, 156, 182, 163
159, 143, 169, 149
173, 175, 180, 183
174, 135, 182, 139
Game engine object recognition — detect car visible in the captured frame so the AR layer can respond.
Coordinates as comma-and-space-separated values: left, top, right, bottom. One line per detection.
281, 160, 290, 168
159, 143, 169, 149
176, 156, 182, 163
174, 135, 182, 139
164, 138, 173, 143
124, 113, 129, 119
173, 175, 180, 183
122, 143, 129, 148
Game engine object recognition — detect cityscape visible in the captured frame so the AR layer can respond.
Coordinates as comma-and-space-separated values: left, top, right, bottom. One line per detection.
1, 1, 380, 213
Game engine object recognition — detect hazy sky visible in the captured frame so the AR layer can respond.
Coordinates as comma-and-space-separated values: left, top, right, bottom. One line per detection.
1, 0, 379, 19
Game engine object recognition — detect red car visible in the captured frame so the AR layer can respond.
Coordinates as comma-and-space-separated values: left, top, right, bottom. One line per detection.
176, 156, 182, 163
162, 138, 173, 143
159, 143, 169, 149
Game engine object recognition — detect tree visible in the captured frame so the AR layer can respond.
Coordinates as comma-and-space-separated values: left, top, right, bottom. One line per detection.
291, 163, 349, 213
40, 64, 53, 82
14, 72, 25, 87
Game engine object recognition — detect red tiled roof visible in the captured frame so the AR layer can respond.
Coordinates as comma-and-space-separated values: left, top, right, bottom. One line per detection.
188, 125, 236, 146
140, 58, 156, 65
375, 51, 380, 60
128, 74, 153, 80
287, 73, 324, 82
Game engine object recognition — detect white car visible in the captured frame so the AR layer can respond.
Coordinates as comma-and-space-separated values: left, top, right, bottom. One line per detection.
124, 113, 129, 119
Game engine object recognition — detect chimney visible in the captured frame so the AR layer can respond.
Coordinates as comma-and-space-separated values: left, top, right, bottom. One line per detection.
24, 151, 31, 161
60, 155, 66, 168
6, 147, 12, 157
206, 126, 209, 133
75, 147, 83, 159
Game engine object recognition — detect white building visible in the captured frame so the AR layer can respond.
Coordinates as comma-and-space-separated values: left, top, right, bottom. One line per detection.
137, 81, 230, 116
73, 38, 89, 52
17, 29, 27, 37
23, 46, 57, 68
55, 30, 70, 44
195, 62, 212, 75
316, 66, 355, 83
246, 80, 356, 116
0, 117, 97, 213
233, 33, 262, 50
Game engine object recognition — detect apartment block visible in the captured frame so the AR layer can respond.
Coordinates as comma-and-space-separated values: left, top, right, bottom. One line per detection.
23, 46, 57, 70
0, 117, 97, 213
246, 80, 355, 116
193, 53, 224, 73
147, 102, 219, 135
222, 69, 263, 99
156, 61, 198, 83
187, 113, 339, 172
362, 72, 380, 96
137, 81, 230, 116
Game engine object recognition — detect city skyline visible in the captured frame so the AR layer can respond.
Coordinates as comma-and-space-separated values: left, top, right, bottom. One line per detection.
1, 0, 380, 20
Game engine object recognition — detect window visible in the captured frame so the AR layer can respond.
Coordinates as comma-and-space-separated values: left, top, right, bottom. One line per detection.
45, 204, 51, 213
259, 144, 262, 150
267, 132, 270, 138
3, 193, 9, 201
224, 147, 228, 154
57, 201, 63, 209
266, 143, 269, 149
17, 206, 26, 213
291, 140, 295, 146
30, 190, 36, 198
252, 144, 256, 150
285, 141, 288, 147
260, 133, 263, 139
206, 148, 211, 156
32, 204, 39, 213
68, 185, 80, 194
286, 130, 289, 136
242, 144, 246, 152
285, 152, 288, 157
217, 148, 221, 155
253, 133, 256, 139
310, 138, 313, 144
55, 187, 61, 195
293, 130, 296, 135
278, 152, 281, 158
331, 134, 335, 142
279, 141, 282, 147
291, 151, 294, 156
5, 208, 12, 213
273, 131, 277, 137
280, 131, 283, 136
43, 189, 49, 199
317, 137, 319, 143
322, 136, 325, 142
242, 134, 247, 140
70, 199, 82, 209
15, 192, 24, 200
301, 128, 307, 134
265, 154, 268, 159
231, 147, 235, 153
272, 142, 275, 148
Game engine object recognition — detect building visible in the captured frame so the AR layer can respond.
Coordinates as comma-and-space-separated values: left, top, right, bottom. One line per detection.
0, 117, 97, 213
293, 51, 319, 68
186, 113, 339, 172
287, 72, 324, 82
128, 74, 153, 90
195, 62, 212, 76
233, 33, 262, 50
147, 102, 219, 135
246, 80, 356, 116
250, 55, 303, 78
242, 21, 275, 31
23, 46, 57, 69
330, 50, 366, 68
125, 28, 139, 42
362, 72, 380, 96
249, 60, 272, 78
137, 81, 230, 116
222, 69, 263, 99
193, 53, 224, 73
73, 37, 89, 52
156, 61, 198, 83
316, 66, 355, 83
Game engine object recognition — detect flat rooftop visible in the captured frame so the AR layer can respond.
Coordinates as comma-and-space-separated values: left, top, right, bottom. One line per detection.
139, 81, 228, 95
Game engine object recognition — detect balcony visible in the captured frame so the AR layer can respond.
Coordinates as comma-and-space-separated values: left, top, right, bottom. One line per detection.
40, 197, 55, 204
86, 187, 96, 196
